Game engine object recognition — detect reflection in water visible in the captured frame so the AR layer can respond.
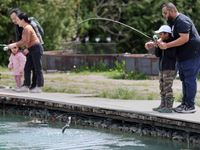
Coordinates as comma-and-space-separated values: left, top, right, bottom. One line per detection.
0, 114, 199, 150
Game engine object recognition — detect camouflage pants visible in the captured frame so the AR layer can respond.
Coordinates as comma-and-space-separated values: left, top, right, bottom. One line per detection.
159, 70, 175, 99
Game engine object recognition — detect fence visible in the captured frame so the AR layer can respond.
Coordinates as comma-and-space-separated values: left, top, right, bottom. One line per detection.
42, 51, 159, 75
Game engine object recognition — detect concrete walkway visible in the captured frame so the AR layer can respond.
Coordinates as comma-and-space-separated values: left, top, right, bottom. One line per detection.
0, 86, 200, 125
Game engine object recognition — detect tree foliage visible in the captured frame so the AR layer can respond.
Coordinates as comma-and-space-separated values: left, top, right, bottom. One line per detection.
0, 0, 77, 65
77, 0, 200, 54
1, 0, 200, 66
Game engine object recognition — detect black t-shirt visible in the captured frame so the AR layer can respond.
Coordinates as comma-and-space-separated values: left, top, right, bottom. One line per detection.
170, 13, 200, 62
155, 36, 177, 71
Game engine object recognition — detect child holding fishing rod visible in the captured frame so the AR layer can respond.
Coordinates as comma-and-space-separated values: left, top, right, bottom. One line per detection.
151, 25, 177, 113
8, 40, 26, 91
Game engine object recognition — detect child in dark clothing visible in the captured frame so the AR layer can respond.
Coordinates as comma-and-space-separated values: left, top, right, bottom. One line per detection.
152, 25, 177, 113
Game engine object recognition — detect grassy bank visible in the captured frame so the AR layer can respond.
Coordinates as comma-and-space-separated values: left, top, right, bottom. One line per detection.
1, 67, 200, 106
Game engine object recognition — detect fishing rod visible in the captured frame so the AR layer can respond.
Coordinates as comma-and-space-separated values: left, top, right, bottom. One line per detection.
79, 18, 158, 41
0, 44, 8, 47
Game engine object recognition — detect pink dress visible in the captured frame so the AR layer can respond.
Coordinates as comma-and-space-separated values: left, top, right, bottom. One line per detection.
8, 52, 26, 75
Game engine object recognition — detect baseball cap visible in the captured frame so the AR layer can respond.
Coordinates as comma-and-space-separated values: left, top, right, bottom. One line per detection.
155, 25, 171, 33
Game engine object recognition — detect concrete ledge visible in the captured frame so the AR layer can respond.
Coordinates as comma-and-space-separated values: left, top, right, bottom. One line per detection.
0, 95, 200, 135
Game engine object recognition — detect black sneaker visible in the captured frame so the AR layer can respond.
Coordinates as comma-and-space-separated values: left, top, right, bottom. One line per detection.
176, 102, 196, 113
173, 102, 186, 112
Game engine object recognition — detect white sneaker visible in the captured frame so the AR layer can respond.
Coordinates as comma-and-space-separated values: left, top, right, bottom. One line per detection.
16, 86, 29, 92
30, 87, 42, 93
13, 87, 20, 91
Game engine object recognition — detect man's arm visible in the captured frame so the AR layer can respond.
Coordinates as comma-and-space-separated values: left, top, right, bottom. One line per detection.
158, 33, 189, 49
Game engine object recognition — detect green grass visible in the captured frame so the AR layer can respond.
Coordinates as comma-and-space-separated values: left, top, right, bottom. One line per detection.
0, 66, 9, 72
43, 86, 80, 93
99, 87, 159, 100
125, 70, 149, 80
0, 73, 17, 87
147, 92, 157, 100
103, 70, 149, 80
2, 65, 200, 107
174, 93, 183, 102
104, 71, 125, 79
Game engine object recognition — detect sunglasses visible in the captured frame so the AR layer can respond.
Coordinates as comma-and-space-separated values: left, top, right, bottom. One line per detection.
162, 12, 167, 16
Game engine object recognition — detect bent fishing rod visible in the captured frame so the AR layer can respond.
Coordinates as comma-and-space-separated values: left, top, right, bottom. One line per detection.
79, 18, 158, 41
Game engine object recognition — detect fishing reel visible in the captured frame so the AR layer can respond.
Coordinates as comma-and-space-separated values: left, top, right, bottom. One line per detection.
149, 35, 158, 42
152, 35, 158, 41
0, 44, 8, 51
3, 47, 8, 51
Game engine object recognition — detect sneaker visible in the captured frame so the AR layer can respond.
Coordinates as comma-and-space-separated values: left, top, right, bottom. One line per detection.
16, 86, 29, 92
13, 87, 20, 91
176, 102, 196, 113
30, 87, 42, 93
173, 102, 186, 112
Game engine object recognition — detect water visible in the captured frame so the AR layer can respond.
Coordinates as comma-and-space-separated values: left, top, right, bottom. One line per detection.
0, 114, 199, 150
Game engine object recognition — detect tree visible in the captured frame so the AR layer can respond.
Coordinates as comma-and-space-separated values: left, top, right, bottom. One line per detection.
77, 0, 200, 54
0, 0, 77, 65
1, 0, 200, 66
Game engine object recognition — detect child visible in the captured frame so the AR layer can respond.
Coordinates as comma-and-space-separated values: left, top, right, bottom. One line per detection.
8, 44, 26, 91
152, 25, 177, 113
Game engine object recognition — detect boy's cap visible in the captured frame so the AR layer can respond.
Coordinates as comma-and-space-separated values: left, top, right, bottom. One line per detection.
155, 25, 171, 33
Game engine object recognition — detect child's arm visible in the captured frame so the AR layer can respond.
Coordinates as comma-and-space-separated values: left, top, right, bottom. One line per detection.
8, 55, 13, 70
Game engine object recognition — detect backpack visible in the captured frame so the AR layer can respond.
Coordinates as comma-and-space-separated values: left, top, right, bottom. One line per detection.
28, 17, 44, 36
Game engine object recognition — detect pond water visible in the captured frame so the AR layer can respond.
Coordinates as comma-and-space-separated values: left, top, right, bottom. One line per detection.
0, 113, 199, 150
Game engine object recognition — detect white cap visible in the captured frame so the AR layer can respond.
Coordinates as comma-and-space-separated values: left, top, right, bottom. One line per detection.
155, 25, 171, 33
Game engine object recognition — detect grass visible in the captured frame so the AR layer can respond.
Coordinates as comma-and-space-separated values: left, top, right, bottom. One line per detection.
0, 66, 9, 72
174, 93, 183, 102
1, 65, 200, 107
147, 92, 157, 100
103, 70, 149, 80
43, 86, 80, 94
99, 87, 159, 100
104, 71, 126, 79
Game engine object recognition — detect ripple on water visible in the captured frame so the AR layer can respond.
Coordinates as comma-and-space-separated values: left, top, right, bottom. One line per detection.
0, 114, 196, 150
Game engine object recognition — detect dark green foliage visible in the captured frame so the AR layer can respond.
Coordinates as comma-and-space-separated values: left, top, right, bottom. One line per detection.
0, 0, 77, 65
77, 0, 200, 54
125, 70, 149, 80
1, 0, 200, 66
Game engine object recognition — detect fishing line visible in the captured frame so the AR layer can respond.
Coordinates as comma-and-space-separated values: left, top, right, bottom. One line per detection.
79, 18, 156, 40
0, 44, 8, 47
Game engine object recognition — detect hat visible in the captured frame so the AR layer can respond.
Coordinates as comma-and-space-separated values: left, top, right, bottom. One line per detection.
155, 25, 171, 33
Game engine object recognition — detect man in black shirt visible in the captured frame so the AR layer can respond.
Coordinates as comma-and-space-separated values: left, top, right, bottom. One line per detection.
158, 3, 200, 113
